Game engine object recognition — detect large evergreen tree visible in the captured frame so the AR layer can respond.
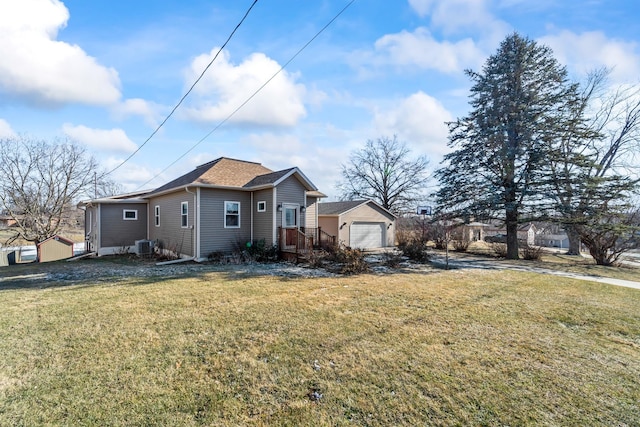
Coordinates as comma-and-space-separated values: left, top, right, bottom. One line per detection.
435, 33, 578, 259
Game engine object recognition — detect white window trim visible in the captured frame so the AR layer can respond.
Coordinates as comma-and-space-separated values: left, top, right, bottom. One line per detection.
181, 202, 188, 228
224, 201, 241, 229
123, 209, 138, 220
257, 201, 266, 212
154, 205, 160, 227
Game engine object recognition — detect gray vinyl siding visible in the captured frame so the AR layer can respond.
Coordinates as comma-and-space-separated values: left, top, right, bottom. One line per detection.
199, 188, 252, 255
148, 192, 194, 257
100, 203, 148, 247
253, 188, 274, 245
275, 176, 307, 228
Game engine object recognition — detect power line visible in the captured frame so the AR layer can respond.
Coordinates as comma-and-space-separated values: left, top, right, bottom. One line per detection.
137, 0, 357, 191
105, 0, 259, 177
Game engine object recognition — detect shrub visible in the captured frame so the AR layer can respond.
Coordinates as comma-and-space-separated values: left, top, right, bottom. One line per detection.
520, 244, 543, 261
452, 239, 470, 252
381, 250, 403, 268
230, 239, 278, 263
207, 250, 226, 263
399, 240, 430, 263
245, 239, 278, 263
491, 243, 508, 258
325, 246, 369, 275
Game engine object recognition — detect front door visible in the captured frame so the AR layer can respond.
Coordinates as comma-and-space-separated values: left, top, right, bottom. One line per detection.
282, 203, 298, 229
282, 204, 299, 247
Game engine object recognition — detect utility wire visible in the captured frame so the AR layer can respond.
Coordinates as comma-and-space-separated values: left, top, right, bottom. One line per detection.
105, 0, 259, 176
137, 0, 357, 190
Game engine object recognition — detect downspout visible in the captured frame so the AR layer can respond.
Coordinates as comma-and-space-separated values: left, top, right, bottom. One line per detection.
272, 187, 278, 246
250, 191, 254, 242
185, 187, 197, 261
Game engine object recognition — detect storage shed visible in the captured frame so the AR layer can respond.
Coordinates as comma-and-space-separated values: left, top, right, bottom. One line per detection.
318, 200, 396, 249
37, 235, 74, 263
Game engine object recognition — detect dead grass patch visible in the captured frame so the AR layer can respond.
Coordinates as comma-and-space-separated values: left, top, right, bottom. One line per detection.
0, 269, 639, 425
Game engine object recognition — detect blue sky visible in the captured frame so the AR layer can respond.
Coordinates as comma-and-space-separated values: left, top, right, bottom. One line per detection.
1, 0, 638, 200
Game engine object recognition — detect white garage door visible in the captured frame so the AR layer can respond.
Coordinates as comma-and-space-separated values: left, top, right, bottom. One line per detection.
350, 222, 384, 249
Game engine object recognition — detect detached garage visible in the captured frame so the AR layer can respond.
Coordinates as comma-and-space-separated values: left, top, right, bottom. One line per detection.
318, 200, 396, 249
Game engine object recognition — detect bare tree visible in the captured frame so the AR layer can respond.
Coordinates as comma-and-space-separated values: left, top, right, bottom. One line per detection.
545, 69, 640, 259
337, 136, 429, 214
0, 136, 112, 245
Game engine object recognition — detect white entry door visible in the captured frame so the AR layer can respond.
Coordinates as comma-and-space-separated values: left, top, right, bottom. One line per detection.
282, 204, 298, 228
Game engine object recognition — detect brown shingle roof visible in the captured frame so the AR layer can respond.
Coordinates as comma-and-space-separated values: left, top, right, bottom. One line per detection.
149, 157, 273, 195
318, 200, 369, 215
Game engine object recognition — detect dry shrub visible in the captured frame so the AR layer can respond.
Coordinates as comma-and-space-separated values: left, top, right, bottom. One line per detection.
399, 239, 430, 263
382, 251, 403, 268
520, 244, 543, 261
491, 243, 508, 258
452, 239, 470, 252
325, 246, 369, 275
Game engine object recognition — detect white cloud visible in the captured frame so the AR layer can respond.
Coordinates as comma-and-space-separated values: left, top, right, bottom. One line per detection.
102, 157, 157, 192
112, 98, 162, 128
0, 119, 16, 138
62, 124, 137, 154
182, 49, 307, 127
231, 131, 349, 199
408, 0, 509, 39
407, 0, 434, 17
539, 31, 640, 83
373, 91, 453, 159
374, 27, 485, 73
0, 0, 121, 106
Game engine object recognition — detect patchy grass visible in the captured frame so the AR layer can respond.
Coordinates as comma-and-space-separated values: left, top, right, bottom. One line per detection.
462, 242, 640, 282
1, 267, 639, 425
0, 228, 84, 246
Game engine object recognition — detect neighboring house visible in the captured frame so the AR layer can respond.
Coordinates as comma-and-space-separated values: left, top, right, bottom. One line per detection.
318, 200, 396, 249
37, 235, 74, 263
462, 221, 492, 242
0, 215, 17, 229
537, 233, 570, 249
79, 157, 324, 260
484, 222, 537, 246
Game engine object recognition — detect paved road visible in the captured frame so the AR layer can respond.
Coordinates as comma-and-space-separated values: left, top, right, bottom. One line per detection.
430, 253, 640, 290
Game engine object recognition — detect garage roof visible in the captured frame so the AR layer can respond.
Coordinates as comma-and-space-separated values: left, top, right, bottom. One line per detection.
318, 200, 396, 218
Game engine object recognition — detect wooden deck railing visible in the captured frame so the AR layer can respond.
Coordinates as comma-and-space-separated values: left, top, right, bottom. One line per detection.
278, 227, 337, 261
299, 227, 336, 249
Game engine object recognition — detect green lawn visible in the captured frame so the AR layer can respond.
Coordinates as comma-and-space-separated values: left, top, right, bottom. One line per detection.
1, 264, 639, 426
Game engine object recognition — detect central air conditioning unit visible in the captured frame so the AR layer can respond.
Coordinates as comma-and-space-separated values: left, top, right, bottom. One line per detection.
135, 239, 153, 255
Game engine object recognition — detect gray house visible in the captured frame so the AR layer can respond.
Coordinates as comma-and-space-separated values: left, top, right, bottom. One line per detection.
80, 157, 325, 260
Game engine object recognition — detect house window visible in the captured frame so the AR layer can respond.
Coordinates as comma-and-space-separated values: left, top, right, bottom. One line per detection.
225, 201, 240, 228
123, 209, 137, 220
257, 201, 266, 212
154, 205, 160, 227
284, 206, 297, 228
181, 202, 188, 228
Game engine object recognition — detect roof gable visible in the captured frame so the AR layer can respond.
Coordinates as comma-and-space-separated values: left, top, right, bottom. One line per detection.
148, 157, 273, 195
318, 200, 396, 219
